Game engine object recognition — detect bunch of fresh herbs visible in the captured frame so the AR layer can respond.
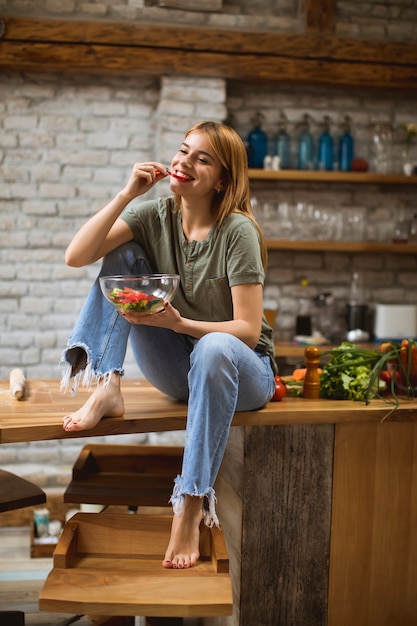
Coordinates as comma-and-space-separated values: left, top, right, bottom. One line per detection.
319, 342, 382, 402
320, 340, 417, 410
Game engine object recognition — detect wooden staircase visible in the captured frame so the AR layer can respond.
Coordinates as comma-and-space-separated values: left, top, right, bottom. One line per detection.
39, 512, 233, 620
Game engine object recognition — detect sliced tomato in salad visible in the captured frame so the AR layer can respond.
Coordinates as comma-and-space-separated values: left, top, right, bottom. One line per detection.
109, 287, 164, 312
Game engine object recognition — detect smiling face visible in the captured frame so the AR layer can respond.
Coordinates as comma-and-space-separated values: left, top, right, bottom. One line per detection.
169, 130, 225, 200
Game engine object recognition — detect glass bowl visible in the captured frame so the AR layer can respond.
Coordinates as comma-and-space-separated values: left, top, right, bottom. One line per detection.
100, 274, 180, 314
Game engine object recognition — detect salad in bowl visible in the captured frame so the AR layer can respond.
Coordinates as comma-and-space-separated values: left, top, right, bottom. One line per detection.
100, 274, 180, 314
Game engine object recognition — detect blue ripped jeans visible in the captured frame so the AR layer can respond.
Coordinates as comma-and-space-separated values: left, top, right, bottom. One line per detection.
61, 243, 276, 525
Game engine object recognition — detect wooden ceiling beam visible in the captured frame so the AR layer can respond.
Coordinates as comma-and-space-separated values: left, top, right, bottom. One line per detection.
2, 17, 417, 65
2, 40, 416, 90
1, 16, 416, 90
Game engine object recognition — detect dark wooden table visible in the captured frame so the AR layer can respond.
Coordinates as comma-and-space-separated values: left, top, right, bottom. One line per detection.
0, 469, 46, 512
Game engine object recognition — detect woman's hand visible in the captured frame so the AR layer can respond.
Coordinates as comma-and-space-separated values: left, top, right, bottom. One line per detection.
65, 160, 169, 268
121, 161, 169, 202
119, 301, 182, 329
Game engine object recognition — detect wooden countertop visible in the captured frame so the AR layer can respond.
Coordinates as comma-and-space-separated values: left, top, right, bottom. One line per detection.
1, 378, 416, 444
274, 341, 378, 359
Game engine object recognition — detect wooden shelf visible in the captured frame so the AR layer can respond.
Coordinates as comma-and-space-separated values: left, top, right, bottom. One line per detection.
249, 169, 417, 184
253, 169, 417, 253
266, 239, 417, 253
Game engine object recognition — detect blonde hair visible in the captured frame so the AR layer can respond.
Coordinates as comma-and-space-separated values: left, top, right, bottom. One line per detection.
173, 121, 268, 268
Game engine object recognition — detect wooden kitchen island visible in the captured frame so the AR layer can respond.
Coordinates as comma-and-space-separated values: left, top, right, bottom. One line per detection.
1, 378, 416, 626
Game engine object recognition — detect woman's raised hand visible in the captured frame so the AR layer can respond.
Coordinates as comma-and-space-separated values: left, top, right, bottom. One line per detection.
121, 161, 169, 200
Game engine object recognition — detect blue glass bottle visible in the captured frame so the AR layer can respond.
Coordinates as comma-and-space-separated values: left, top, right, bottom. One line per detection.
338, 115, 354, 171
247, 112, 268, 169
297, 114, 315, 170
317, 116, 334, 171
274, 112, 291, 169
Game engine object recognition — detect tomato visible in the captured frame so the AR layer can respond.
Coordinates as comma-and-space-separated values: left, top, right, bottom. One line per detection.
379, 370, 391, 384
379, 369, 401, 387
351, 157, 369, 172
271, 375, 287, 402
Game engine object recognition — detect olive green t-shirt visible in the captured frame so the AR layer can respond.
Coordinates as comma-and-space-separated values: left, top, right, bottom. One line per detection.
121, 196, 277, 373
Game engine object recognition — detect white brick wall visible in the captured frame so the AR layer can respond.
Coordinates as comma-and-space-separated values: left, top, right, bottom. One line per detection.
0, 74, 226, 382
0, 73, 226, 486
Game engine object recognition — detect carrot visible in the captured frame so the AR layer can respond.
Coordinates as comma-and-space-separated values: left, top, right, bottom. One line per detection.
292, 367, 322, 381
380, 342, 393, 353
399, 339, 417, 386
292, 368, 307, 380
380, 341, 399, 367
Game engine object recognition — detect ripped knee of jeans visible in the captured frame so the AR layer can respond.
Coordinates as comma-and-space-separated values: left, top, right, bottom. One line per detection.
60, 344, 91, 393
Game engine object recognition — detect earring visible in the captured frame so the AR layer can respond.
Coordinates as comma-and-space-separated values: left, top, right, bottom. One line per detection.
216, 188, 222, 194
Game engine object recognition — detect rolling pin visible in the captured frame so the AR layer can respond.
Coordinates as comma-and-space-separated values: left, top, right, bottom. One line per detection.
10, 368, 26, 400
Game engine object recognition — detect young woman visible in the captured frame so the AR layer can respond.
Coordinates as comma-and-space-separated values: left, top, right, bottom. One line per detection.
60, 121, 278, 569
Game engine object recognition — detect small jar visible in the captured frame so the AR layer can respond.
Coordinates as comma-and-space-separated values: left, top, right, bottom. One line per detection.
409, 213, 417, 243
370, 122, 392, 174
272, 155, 281, 170
263, 155, 272, 170
392, 213, 409, 244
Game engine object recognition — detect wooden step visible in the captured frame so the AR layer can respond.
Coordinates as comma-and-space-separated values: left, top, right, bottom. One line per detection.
64, 444, 183, 508
39, 512, 233, 618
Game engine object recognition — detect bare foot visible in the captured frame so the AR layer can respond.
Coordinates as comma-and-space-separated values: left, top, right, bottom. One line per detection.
163, 495, 204, 569
62, 373, 124, 432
